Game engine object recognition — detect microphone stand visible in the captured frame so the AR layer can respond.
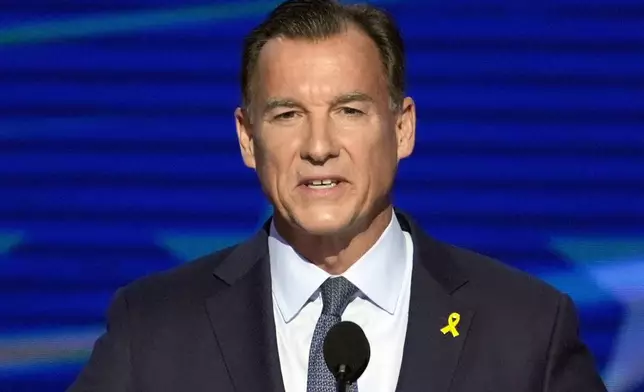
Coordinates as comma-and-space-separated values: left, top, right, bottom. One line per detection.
336, 364, 348, 392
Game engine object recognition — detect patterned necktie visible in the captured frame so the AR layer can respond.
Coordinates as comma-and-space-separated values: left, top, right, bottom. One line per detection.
306, 277, 360, 392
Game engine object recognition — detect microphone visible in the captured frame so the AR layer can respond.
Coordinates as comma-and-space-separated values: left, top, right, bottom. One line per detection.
323, 321, 370, 392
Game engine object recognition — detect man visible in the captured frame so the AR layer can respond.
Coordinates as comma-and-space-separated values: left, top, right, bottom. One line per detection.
68, 0, 607, 391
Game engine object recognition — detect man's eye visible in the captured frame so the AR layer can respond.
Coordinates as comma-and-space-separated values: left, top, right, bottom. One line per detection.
340, 107, 364, 116
274, 111, 297, 120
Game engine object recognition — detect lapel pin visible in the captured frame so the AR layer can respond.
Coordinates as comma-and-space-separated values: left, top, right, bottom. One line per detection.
440, 312, 461, 337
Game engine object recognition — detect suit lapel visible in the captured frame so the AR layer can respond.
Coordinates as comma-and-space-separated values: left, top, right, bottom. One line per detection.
395, 212, 475, 392
203, 211, 474, 392
205, 229, 285, 392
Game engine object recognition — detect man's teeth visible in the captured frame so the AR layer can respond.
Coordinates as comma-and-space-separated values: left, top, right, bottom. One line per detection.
307, 179, 338, 188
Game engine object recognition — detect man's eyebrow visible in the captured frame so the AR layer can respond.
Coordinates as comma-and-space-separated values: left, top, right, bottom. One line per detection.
331, 92, 375, 106
261, 92, 374, 114
263, 98, 301, 114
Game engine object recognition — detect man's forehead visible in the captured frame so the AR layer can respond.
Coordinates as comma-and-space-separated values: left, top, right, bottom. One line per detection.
248, 27, 388, 110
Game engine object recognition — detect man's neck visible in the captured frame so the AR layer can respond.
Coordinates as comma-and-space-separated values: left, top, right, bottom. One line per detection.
274, 205, 394, 275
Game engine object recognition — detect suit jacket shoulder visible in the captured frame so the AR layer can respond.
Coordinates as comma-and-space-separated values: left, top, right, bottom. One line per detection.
445, 243, 562, 315
430, 241, 605, 391
122, 244, 236, 309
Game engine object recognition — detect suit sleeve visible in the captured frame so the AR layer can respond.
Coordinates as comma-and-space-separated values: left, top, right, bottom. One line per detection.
543, 293, 607, 392
67, 288, 135, 392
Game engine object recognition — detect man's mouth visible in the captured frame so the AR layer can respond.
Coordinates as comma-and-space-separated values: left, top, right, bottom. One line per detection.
305, 179, 339, 189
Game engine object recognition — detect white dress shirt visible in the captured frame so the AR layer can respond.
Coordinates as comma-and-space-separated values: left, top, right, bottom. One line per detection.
269, 214, 414, 392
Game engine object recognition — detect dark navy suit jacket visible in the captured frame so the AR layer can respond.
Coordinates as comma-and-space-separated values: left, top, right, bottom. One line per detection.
68, 212, 607, 391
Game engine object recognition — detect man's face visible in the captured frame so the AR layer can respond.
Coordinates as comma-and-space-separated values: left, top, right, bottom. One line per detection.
236, 27, 415, 236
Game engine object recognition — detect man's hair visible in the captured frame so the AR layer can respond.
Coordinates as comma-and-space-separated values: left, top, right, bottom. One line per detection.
240, 0, 405, 113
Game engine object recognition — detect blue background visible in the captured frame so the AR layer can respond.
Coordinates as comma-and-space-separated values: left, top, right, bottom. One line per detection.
1, 0, 643, 390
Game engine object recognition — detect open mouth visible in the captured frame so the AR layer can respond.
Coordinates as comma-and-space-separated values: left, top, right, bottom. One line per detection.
298, 175, 348, 192
305, 179, 339, 189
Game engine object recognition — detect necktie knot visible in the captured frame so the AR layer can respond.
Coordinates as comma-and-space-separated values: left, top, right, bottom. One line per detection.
320, 277, 358, 317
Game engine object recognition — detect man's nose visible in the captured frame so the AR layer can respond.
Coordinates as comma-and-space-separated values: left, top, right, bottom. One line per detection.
301, 117, 339, 164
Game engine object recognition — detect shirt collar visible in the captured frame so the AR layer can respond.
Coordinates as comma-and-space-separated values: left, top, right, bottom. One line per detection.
269, 213, 408, 323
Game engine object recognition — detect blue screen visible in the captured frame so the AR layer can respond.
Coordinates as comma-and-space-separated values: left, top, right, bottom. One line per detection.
1, 0, 643, 390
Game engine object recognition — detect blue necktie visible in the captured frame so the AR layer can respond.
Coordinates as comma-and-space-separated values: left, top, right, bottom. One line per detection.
306, 277, 360, 392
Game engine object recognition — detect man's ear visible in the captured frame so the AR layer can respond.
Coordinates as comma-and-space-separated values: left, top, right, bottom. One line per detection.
396, 97, 416, 160
235, 107, 256, 169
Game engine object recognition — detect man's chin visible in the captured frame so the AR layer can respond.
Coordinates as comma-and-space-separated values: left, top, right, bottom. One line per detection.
293, 213, 355, 237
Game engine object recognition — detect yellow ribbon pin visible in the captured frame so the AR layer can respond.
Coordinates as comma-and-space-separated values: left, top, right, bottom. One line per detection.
440, 312, 461, 337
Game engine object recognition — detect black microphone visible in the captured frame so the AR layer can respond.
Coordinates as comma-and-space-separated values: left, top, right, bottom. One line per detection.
323, 321, 371, 392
